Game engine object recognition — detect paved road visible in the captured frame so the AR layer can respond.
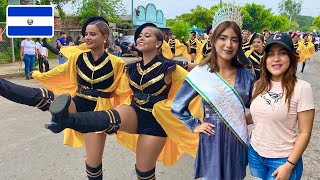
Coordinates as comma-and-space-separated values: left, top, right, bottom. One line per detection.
0, 54, 319, 179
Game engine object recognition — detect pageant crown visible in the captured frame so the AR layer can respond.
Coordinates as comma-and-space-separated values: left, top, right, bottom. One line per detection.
212, 4, 243, 29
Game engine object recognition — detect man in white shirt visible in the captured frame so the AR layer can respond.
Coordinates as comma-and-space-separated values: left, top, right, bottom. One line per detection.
314, 34, 319, 52
36, 38, 49, 72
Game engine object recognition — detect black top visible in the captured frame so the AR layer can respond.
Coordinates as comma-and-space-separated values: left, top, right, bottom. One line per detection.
248, 50, 264, 70
189, 39, 197, 49
126, 55, 177, 110
202, 40, 211, 57
168, 38, 176, 49
76, 51, 114, 90
242, 40, 251, 52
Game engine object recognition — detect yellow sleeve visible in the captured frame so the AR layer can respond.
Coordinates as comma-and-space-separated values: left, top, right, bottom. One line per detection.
297, 42, 310, 62
162, 41, 173, 59
32, 53, 78, 95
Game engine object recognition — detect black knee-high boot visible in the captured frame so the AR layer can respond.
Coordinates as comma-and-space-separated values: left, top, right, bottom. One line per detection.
86, 163, 103, 180
45, 94, 121, 134
135, 165, 156, 180
301, 61, 306, 73
0, 78, 54, 111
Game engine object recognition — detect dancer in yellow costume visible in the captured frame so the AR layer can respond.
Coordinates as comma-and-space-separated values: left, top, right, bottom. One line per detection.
168, 33, 188, 59
291, 32, 309, 73
182, 31, 202, 63
300, 33, 314, 73
195, 25, 213, 64
45, 23, 202, 179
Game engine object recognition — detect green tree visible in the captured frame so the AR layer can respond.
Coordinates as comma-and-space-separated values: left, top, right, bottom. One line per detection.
0, 0, 8, 22
35, 0, 74, 19
241, 3, 273, 33
169, 20, 190, 40
77, 0, 125, 24
176, 5, 217, 30
269, 15, 292, 32
295, 15, 314, 29
313, 16, 320, 30
278, 0, 302, 22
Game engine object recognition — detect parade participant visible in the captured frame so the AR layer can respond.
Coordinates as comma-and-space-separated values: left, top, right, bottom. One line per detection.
171, 5, 255, 180
196, 33, 204, 44
0, 16, 129, 180
195, 25, 213, 64
20, 38, 38, 80
247, 32, 315, 180
263, 28, 271, 46
35, 38, 49, 72
291, 32, 309, 72
183, 31, 201, 63
245, 33, 265, 80
45, 22, 202, 180
242, 29, 252, 52
168, 33, 188, 59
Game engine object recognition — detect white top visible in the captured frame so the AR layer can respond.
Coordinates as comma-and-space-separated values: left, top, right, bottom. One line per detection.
21, 39, 36, 55
250, 79, 314, 158
35, 42, 48, 56
314, 36, 319, 45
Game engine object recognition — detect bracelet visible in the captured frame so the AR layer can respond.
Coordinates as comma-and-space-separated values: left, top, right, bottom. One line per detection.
287, 159, 296, 166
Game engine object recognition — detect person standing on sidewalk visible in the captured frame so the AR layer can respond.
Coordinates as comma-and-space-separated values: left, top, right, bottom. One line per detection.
36, 38, 49, 72
56, 31, 67, 64
20, 38, 38, 80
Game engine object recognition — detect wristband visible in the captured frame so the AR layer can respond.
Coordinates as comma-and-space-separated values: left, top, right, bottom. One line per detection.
287, 159, 295, 166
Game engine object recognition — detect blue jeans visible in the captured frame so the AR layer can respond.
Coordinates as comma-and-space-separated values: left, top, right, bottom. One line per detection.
58, 55, 67, 64
23, 54, 36, 77
248, 145, 303, 180
113, 51, 121, 57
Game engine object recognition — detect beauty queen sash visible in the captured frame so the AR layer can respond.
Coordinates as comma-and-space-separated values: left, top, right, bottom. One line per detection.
185, 65, 249, 148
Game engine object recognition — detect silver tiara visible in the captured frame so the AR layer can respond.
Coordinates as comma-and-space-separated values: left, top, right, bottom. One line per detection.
212, 4, 243, 29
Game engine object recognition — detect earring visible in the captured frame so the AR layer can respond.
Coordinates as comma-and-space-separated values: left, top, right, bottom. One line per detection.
156, 46, 158, 48
104, 40, 106, 43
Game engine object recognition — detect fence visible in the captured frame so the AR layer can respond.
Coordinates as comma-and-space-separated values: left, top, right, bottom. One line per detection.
0, 22, 15, 63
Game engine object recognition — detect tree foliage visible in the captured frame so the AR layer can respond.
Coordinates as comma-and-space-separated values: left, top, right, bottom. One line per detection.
0, 0, 7, 22
169, 20, 190, 40
241, 3, 273, 33
35, 0, 74, 19
278, 0, 302, 22
295, 15, 314, 29
313, 16, 320, 30
269, 15, 292, 32
176, 5, 217, 30
77, 0, 125, 24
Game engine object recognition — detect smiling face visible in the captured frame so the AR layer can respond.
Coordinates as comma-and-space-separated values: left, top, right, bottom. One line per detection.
136, 27, 162, 53
266, 43, 291, 81
84, 24, 108, 50
214, 27, 239, 62
252, 37, 264, 52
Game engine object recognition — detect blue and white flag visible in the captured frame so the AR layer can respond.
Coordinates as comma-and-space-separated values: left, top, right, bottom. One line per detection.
6, 5, 54, 38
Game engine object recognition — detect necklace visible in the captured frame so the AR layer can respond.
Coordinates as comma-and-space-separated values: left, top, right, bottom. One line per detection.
219, 71, 234, 81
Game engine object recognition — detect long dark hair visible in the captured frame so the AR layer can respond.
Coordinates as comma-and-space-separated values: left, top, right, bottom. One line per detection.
200, 21, 244, 72
251, 46, 298, 108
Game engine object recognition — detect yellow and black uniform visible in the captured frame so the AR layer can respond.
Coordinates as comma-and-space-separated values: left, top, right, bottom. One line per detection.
188, 39, 198, 54
168, 38, 176, 54
116, 55, 203, 166
126, 56, 176, 136
245, 49, 264, 80
196, 39, 211, 64
32, 44, 129, 147
242, 40, 251, 53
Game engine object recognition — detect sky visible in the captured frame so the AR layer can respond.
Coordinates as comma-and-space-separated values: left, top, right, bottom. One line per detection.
64, 0, 320, 18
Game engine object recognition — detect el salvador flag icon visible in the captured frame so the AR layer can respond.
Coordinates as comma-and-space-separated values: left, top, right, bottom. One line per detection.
6, 5, 54, 38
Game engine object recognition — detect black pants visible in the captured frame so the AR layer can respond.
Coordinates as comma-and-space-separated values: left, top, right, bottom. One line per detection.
38, 56, 49, 72
315, 44, 319, 52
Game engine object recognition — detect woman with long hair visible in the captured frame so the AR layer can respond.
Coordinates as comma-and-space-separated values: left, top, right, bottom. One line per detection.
171, 5, 255, 179
0, 16, 129, 179
247, 33, 315, 179
45, 22, 202, 179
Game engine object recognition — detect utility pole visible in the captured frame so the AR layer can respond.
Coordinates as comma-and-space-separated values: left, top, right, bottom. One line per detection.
220, 0, 222, 4
132, 0, 134, 18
